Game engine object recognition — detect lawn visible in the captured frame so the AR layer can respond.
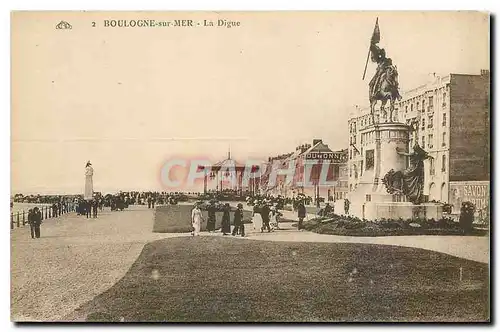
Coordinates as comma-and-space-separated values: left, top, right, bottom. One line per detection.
74, 237, 489, 322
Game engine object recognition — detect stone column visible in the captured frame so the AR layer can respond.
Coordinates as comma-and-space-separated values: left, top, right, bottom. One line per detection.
84, 164, 94, 200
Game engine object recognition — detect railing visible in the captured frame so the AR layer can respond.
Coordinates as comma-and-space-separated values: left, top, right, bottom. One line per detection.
10, 203, 77, 230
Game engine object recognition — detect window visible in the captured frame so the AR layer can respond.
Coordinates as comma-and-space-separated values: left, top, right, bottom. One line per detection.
430, 158, 435, 175
441, 154, 446, 172
442, 132, 446, 147
442, 113, 447, 126
428, 134, 434, 149
410, 104, 413, 112
405, 105, 408, 113
360, 160, 363, 176
365, 150, 375, 170
428, 115, 434, 128
349, 149, 352, 160
421, 118, 425, 130
421, 136, 425, 148
422, 99, 425, 111
442, 92, 447, 107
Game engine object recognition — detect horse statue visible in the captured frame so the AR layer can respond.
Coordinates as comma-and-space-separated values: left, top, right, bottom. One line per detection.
368, 43, 402, 124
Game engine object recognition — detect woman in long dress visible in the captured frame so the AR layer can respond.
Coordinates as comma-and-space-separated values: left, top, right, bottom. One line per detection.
191, 203, 203, 236
221, 203, 231, 235
269, 205, 282, 231
252, 202, 263, 233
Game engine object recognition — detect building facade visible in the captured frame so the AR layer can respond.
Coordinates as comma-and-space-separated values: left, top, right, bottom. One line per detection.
263, 139, 348, 202
348, 70, 490, 214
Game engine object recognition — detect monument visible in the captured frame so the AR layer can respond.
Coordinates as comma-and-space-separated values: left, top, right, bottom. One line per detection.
349, 19, 442, 220
84, 160, 94, 200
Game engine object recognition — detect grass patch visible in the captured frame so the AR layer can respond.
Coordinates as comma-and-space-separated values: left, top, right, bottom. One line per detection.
74, 237, 489, 322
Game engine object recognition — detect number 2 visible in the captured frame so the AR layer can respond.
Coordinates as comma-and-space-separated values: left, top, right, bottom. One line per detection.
92, 22, 96, 27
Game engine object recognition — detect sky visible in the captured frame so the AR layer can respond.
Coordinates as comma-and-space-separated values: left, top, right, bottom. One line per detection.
11, 11, 489, 194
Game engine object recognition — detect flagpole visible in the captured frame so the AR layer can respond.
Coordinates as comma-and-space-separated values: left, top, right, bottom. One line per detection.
362, 47, 371, 80
362, 17, 378, 80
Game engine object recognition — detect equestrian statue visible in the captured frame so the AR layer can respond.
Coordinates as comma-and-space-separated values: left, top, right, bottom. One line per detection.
365, 19, 402, 124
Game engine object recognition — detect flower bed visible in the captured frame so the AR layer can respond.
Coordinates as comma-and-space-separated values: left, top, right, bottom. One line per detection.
302, 214, 488, 237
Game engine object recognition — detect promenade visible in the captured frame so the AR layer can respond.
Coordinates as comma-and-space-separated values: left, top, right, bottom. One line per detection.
10, 206, 180, 321
10, 205, 489, 321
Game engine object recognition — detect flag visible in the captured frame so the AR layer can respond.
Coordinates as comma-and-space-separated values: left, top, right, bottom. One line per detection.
371, 18, 380, 45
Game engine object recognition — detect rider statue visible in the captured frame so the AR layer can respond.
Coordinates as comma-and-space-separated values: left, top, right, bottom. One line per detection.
368, 41, 402, 123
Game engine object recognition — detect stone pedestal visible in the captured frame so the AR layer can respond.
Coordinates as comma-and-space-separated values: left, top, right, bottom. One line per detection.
349, 122, 442, 221
363, 202, 443, 221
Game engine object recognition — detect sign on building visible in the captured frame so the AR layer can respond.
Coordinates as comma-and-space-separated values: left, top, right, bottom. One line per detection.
449, 181, 489, 215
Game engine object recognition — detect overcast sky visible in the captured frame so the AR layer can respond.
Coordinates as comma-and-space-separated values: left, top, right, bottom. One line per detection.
11, 11, 489, 194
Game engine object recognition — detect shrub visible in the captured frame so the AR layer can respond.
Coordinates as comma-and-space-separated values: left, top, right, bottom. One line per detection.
302, 212, 485, 237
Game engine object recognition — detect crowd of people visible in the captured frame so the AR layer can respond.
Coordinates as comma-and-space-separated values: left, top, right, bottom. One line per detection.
191, 201, 249, 237
15, 189, 341, 239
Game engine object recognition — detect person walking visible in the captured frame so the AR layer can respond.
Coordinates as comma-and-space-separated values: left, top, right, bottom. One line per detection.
344, 199, 351, 215
31, 207, 42, 238
269, 204, 282, 230
92, 199, 98, 218
86, 200, 92, 218
191, 203, 203, 236
206, 200, 217, 233
232, 203, 245, 237
297, 200, 306, 230
27, 208, 35, 239
260, 202, 271, 233
221, 203, 231, 235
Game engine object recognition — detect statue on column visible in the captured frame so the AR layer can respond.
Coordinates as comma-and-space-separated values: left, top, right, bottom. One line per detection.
367, 21, 402, 124
382, 143, 433, 204
84, 161, 94, 200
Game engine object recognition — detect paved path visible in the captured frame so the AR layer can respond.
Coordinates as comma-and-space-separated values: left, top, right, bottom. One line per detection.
11, 204, 489, 322
10, 206, 183, 322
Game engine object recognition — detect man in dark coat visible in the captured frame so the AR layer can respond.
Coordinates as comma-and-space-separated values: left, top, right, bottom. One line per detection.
52, 203, 58, 218
206, 200, 217, 232
31, 207, 42, 238
297, 200, 306, 230
86, 200, 92, 218
260, 202, 271, 233
232, 203, 245, 237
221, 203, 231, 235
344, 199, 350, 215
27, 209, 35, 239
92, 199, 98, 218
